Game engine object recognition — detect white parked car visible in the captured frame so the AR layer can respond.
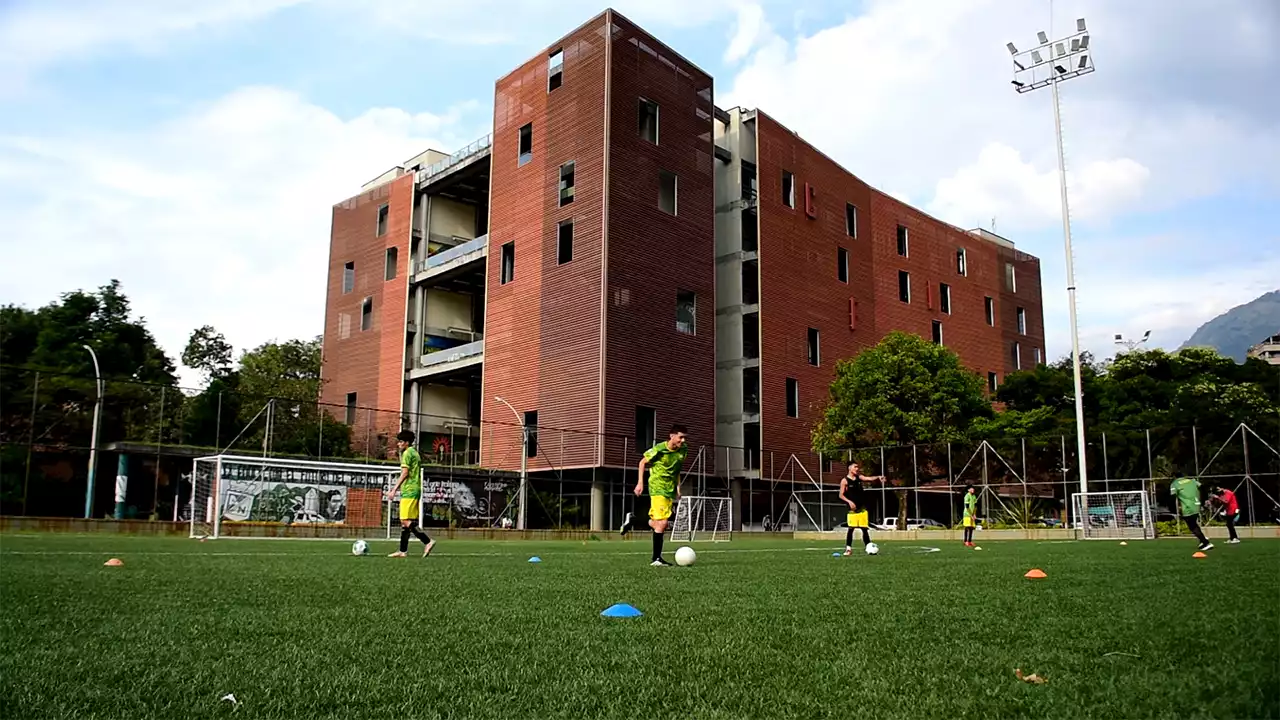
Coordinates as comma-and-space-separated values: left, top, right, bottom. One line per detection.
873, 518, 947, 531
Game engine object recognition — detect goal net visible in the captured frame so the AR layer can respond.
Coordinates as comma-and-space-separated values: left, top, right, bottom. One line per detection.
670, 495, 732, 542
1071, 490, 1153, 540
189, 455, 400, 539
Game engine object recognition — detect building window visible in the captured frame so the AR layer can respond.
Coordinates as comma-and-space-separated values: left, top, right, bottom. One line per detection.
1017, 307, 1027, 334
638, 98, 659, 144
1012, 342, 1022, 370
500, 242, 515, 284
782, 170, 794, 208
360, 297, 373, 331
635, 407, 656, 451
659, 170, 677, 215
548, 49, 563, 91
384, 247, 398, 281
785, 378, 799, 418
518, 123, 532, 166
742, 259, 759, 304
345, 392, 357, 424
557, 220, 573, 265
940, 283, 951, 314
676, 290, 696, 335
742, 209, 758, 251
988, 373, 998, 392
559, 161, 575, 206
743, 312, 759, 359
898, 271, 910, 303
985, 296, 995, 326
342, 261, 355, 294
1005, 262, 1017, 292
845, 203, 858, 238
957, 248, 967, 276
896, 225, 909, 257
837, 247, 849, 283
524, 411, 538, 458
1034, 347, 1042, 365
743, 367, 760, 414
932, 320, 943, 345
807, 328, 820, 366
376, 204, 389, 237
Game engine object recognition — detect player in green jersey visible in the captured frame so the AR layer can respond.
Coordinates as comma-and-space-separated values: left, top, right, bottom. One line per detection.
387, 430, 434, 558
1170, 475, 1212, 551
624, 424, 688, 566
962, 485, 978, 547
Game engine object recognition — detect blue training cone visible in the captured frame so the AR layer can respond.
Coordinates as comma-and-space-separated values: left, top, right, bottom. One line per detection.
528, 556, 542, 563
601, 603, 643, 618
832, 552, 842, 557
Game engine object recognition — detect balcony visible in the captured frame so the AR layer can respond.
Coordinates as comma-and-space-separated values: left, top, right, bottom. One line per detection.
413, 234, 488, 286
409, 339, 484, 380
415, 135, 492, 188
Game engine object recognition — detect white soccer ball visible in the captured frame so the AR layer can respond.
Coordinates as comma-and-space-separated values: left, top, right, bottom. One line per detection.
351, 540, 369, 556
865, 542, 879, 555
675, 546, 697, 566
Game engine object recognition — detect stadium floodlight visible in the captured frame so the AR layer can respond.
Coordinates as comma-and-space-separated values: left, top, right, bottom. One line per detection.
1115, 330, 1152, 353
82, 345, 103, 519
1006, 18, 1097, 508
495, 396, 529, 531
1006, 42, 1018, 54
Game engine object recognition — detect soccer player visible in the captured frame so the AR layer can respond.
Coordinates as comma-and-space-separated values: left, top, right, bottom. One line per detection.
961, 485, 978, 547
629, 424, 688, 566
1170, 475, 1213, 551
1209, 486, 1241, 544
386, 430, 435, 558
839, 462, 884, 555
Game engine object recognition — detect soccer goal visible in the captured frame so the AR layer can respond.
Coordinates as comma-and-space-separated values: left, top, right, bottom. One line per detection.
670, 495, 733, 542
1071, 490, 1154, 540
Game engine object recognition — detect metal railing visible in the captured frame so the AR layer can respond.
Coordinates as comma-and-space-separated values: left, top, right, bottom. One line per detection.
415, 134, 492, 185
418, 340, 484, 369
413, 235, 488, 276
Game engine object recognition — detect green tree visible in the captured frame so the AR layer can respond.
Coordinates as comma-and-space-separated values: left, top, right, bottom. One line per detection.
227, 337, 351, 458
182, 325, 234, 382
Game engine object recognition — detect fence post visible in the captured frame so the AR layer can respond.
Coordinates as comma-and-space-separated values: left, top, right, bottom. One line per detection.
154, 386, 166, 515
22, 371, 39, 516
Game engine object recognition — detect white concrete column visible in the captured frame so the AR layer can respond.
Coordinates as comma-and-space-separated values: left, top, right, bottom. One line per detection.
590, 478, 605, 532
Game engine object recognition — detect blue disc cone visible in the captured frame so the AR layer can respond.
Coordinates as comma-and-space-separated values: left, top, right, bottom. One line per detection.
832, 552, 842, 557
528, 556, 542, 563
601, 603, 643, 618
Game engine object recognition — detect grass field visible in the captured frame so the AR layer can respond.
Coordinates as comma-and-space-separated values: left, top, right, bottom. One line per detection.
2, 534, 1277, 719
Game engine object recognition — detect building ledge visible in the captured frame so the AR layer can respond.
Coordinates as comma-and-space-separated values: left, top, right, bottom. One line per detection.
716, 357, 760, 370
415, 135, 492, 188
408, 340, 484, 380
716, 303, 760, 317
413, 234, 488, 283
716, 249, 758, 264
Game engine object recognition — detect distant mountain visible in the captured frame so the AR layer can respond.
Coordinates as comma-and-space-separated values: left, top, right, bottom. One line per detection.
1179, 290, 1280, 361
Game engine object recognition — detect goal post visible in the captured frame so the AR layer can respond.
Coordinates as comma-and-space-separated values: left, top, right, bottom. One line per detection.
670, 495, 732, 542
1071, 490, 1154, 540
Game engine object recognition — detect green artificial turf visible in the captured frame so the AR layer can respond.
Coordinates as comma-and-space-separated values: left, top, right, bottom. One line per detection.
1, 534, 1277, 719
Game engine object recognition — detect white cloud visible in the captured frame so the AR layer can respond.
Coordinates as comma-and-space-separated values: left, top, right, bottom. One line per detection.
0, 87, 481, 386
724, 4, 768, 64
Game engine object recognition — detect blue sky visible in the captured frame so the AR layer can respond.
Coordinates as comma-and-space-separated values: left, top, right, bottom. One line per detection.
1, 0, 1277, 387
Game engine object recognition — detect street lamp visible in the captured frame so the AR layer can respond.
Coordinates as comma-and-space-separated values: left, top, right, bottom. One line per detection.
1007, 16, 1095, 502
83, 345, 103, 519
1114, 330, 1151, 354
493, 396, 528, 531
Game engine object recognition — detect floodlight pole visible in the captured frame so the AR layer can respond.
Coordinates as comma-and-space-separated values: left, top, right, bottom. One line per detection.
495, 396, 527, 531
83, 345, 103, 519
1008, 16, 1095, 505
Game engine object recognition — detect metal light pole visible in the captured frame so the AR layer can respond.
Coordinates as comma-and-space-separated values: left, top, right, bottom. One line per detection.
83, 345, 104, 519
1008, 15, 1094, 502
494, 396, 527, 530
1114, 330, 1151, 355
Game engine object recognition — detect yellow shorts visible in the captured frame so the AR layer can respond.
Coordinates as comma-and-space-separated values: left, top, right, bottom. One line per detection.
649, 495, 674, 521
847, 510, 869, 528
963, 516, 975, 528
400, 498, 420, 522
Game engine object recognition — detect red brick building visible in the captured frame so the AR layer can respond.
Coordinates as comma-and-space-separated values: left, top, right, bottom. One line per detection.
319, 8, 1046, 528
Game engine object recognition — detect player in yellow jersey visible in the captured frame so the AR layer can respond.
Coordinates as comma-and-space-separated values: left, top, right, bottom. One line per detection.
630, 424, 688, 566
386, 430, 434, 558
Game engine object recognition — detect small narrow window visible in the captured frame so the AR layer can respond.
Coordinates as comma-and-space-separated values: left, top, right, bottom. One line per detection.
985, 296, 995, 326
956, 248, 968, 276
782, 170, 794, 208
345, 392, 357, 424
635, 407, 656, 451
676, 290, 696, 335
557, 220, 574, 265
785, 378, 799, 418
659, 170, 677, 215
384, 247, 398, 281
524, 411, 538, 458
360, 297, 373, 331
342, 261, 355, 294
940, 283, 951, 314
559, 161, 575, 206
845, 203, 858, 238
500, 242, 515, 284
1012, 342, 1022, 370
807, 328, 820, 366
896, 225, 909, 257
1017, 307, 1027, 335
638, 98, 659, 144
376, 204, 389, 237
548, 49, 563, 91
1005, 262, 1017, 292
932, 320, 943, 345
988, 372, 998, 392
743, 367, 760, 414
898, 271, 910, 303
742, 312, 759, 359
837, 248, 849, 283
1033, 347, 1042, 365
518, 123, 532, 166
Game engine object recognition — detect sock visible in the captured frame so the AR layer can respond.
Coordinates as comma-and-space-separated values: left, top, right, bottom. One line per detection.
399, 526, 411, 552
652, 530, 664, 561
860, 528, 871, 545
409, 520, 431, 545
845, 527, 854, 548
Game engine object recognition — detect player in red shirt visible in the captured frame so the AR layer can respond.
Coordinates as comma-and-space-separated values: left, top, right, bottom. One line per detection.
1209, 486, 1241, 544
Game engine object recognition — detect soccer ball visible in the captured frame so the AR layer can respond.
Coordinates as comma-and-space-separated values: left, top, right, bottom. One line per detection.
675, 546, 697, 566
351, 540, 369, 556
865, 542, 879, 555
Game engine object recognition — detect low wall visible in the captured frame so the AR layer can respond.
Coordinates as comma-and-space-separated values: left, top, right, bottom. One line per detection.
794, 526, 1280, 542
